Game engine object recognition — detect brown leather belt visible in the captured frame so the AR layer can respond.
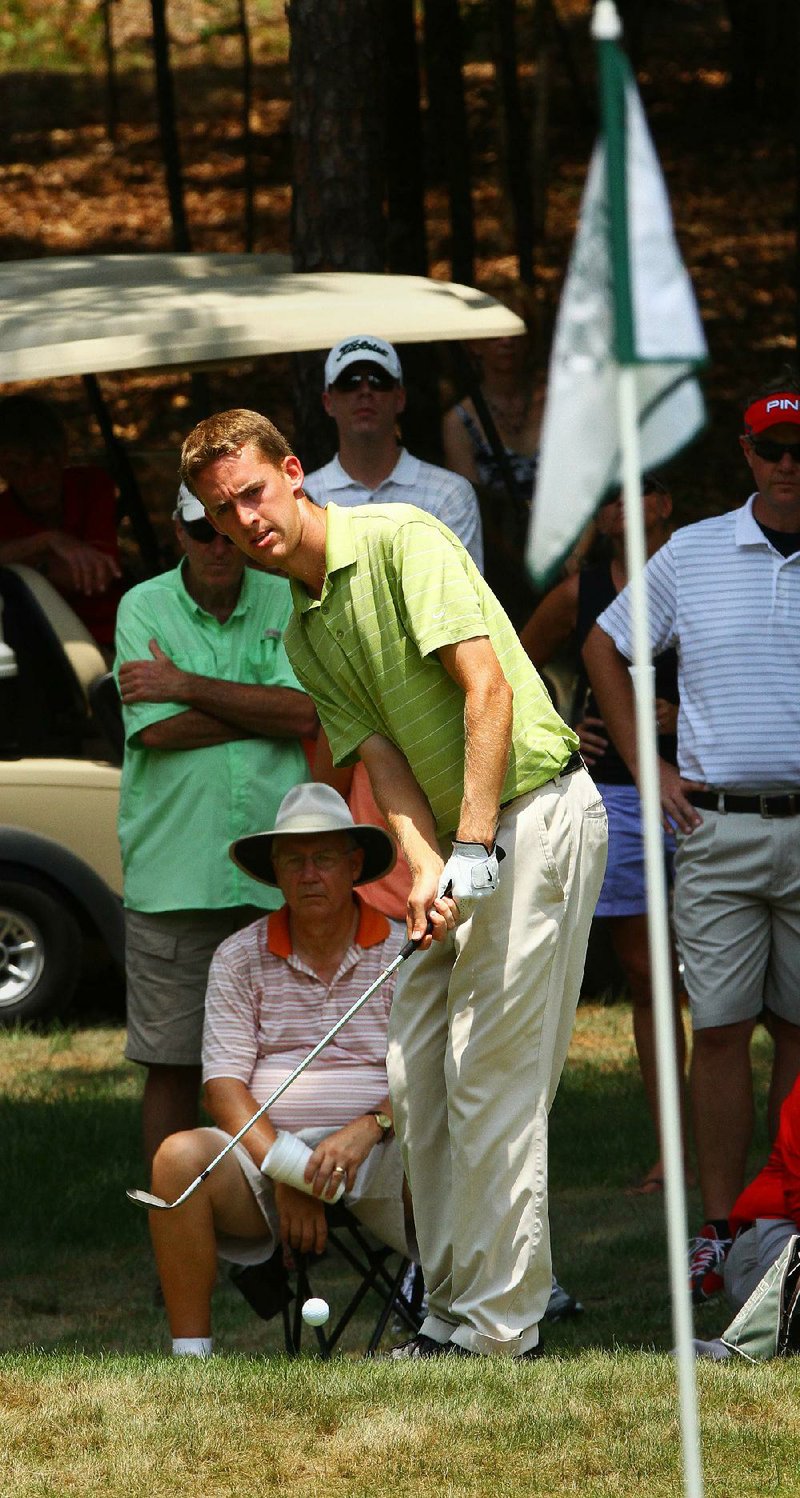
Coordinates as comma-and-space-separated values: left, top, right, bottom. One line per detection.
688, 789, 800, 819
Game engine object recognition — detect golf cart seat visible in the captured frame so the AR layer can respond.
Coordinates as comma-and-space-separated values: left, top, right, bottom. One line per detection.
0, 564, 122, 763
229, 1199, 423, 1359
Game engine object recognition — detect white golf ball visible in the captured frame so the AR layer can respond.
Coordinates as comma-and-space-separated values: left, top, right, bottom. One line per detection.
301, 1296, 330, 1327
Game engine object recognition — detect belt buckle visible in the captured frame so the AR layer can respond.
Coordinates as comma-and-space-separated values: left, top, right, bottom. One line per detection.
759, 794, 773, 819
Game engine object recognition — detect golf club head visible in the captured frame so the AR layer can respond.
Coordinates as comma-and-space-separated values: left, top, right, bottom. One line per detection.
126, 1187, 171, 1210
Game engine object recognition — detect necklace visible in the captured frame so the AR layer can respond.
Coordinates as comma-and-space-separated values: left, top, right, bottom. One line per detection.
483, 387, 532, 440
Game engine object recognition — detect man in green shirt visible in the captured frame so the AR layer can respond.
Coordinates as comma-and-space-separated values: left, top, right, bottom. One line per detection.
182, 410, 608, 1360
115, 484, 316, 1172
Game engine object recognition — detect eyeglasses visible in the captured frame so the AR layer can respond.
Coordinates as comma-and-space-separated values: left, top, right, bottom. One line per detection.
330, 366, 398, 394
182, 516, 233, 544
274, 850, 350, 875
747, 437, 800, 463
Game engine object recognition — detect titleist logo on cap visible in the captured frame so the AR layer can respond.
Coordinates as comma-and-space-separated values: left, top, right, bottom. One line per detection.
334, 338, 390, 365
324, 334, 402, 388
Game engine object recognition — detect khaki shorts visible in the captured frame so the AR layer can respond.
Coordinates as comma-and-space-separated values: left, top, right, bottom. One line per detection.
204, 1125, 416, 1268
124, 907, 262, 1067
673, 810, 800, 1031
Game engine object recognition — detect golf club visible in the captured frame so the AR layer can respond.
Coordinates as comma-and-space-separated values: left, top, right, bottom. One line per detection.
126, 929, 426, 1212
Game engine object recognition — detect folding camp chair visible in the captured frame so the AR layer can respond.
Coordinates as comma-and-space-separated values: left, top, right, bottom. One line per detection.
229, 1199, 423, 1358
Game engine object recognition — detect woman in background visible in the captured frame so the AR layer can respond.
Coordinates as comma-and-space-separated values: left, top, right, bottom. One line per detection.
520, 477, 692, 1195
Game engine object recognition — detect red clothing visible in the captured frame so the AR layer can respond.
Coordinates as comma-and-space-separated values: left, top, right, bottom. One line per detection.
729, 1074, 800, 1236
0, 465, 123, 645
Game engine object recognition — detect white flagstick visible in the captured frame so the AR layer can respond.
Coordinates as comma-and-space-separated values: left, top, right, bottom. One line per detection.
617, 364, 704, 1498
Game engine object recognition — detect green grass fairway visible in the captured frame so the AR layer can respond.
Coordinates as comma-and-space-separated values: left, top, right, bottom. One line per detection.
1, 1009, 797, 1495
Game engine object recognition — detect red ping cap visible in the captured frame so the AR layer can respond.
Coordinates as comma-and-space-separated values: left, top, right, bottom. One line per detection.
743, 394, 800, 435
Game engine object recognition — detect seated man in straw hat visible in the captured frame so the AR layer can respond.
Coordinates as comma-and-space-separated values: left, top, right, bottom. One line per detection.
148, 784, 416, 1358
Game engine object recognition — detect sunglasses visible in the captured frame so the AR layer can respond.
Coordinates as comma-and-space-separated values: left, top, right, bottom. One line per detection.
182, 516, 233, 544
600, 477, 666, 507
330, 366, 398, 393
748, 437, 800, 463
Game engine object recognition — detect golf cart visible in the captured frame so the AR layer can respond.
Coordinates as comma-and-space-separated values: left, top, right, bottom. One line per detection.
0, 256, 526, 1025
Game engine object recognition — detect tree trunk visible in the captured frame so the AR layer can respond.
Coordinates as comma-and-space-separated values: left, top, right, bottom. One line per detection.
288, 0, 388, 464
149, 0, 191, 251
236, 0, 255, 252
495, 0, 534, 285
100, 0, 119, 145
384, 0, 428, 278
423, 0, 475, 285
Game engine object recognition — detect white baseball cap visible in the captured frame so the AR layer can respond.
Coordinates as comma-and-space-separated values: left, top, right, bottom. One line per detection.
324, 335, 403, 390
174, 481, 206, 523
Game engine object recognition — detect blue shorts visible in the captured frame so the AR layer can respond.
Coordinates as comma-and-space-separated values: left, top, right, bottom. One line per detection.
594, 782, 675, 919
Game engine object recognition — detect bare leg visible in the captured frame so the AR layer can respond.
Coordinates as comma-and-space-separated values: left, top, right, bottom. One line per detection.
690, 1017, 756, 1222
766, 1012, 800, 1140
142, 1063, 202, 1172
149, 1128, 268, 1338
609, 914, 690, 1186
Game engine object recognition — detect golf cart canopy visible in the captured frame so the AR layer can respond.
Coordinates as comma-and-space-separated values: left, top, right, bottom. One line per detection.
0, 255, 525, 382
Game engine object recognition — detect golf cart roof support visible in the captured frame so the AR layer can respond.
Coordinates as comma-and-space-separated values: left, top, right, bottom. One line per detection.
82, 373, 162, 575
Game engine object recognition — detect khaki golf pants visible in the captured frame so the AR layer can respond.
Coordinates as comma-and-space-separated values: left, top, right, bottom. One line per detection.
387, 767, 607, 1356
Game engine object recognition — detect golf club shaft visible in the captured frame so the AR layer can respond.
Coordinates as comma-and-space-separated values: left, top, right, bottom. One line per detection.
141, 932, 422, 1210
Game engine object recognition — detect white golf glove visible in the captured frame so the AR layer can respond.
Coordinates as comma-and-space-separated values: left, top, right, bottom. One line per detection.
437, 841, 502, 902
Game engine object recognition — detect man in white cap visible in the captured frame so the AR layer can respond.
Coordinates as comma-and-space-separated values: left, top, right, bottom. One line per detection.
304, 334, 484, 569
114, 484, 317, 1172
148, 783, 415, 1358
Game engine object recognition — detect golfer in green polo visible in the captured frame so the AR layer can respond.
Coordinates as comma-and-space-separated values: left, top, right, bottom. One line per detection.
182, 408, 608, 1360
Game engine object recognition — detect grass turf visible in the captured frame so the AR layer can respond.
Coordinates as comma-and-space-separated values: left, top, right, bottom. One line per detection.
0, 1008, 795, 1495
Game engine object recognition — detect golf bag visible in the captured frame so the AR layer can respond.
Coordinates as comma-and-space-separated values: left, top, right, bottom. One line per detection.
721, 1234, 800, 1361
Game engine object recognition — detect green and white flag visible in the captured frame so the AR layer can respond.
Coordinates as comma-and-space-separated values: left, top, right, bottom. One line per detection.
527, 7, 708, 583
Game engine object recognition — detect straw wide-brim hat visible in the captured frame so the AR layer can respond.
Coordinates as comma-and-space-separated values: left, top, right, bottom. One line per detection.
229, 783, 396, 888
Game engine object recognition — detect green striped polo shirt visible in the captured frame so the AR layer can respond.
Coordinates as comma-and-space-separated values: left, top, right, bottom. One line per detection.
286, 503, 577, 839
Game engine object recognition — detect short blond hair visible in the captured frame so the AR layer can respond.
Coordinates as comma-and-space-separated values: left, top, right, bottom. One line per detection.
180, 409, 293, 491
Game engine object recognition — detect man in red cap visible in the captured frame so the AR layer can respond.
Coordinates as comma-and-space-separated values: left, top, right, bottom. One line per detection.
584, 368, 800, 1305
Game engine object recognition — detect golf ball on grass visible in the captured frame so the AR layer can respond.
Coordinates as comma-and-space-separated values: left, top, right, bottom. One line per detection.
302, 1296, 330, 1327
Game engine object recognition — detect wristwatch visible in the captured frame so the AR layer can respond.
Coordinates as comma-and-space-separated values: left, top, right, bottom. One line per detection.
372, 1111, 393, 1141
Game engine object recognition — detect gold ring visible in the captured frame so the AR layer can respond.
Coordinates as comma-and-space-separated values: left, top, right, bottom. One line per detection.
332, 1165, 346, 1175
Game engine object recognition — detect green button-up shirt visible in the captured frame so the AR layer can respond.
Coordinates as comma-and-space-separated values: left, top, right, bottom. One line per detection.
285, 504, 576, 839
115, 562, 308, 912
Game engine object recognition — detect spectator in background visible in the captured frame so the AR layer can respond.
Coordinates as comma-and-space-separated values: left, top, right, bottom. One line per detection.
441, 281, 541, 531
0, 394, 123, 653
441, 282, 593, 626
584, 372, 800, 1304
115, 483, 316, 1173
306, 331, 483, 926
303, 333, 484, 571
148, 784, 415, 1358
521, 477, 691, 1195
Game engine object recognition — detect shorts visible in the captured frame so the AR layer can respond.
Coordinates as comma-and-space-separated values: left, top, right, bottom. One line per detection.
673, 810, 800, 1030
124, 906, 262, 1067
593, 782, 675, 919
723, 1218, 796, 1314
206, 1125, 417, 1267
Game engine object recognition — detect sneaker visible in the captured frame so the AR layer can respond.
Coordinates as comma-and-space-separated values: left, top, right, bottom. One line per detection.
545, 1273, 583, 1322
389, 1333, 451, 1360
688, 1224, 732, 1304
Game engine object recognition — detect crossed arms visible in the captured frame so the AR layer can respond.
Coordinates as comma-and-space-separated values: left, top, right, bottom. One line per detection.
118, 638, 317, 748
